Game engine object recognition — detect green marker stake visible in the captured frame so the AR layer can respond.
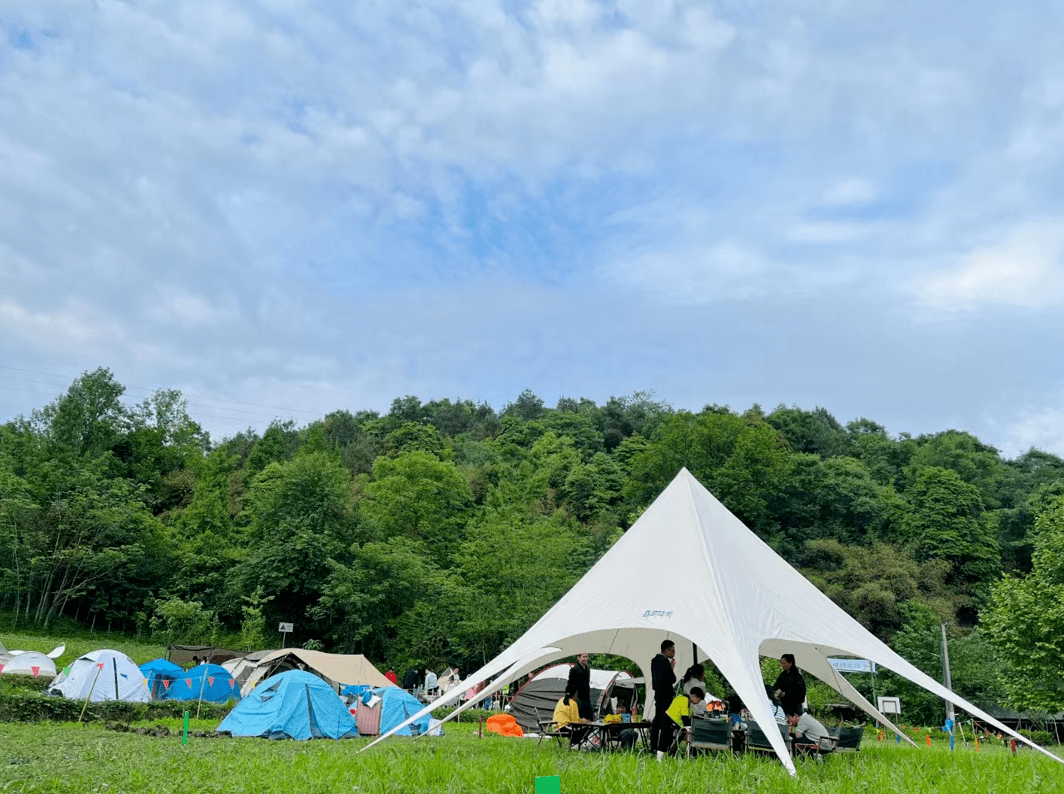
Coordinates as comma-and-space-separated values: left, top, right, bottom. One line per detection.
183, 711, 189, 745
535, 775, 561, 794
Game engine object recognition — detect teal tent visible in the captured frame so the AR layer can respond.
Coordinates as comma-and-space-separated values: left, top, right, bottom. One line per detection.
163, 664, 239, 703
139, 658, 183, 699
377, 687, 431, 736
217, 670, 358, 740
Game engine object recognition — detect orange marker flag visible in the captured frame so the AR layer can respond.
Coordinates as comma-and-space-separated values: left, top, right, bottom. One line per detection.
975, 736, 980, 752
926, 734, 931, 747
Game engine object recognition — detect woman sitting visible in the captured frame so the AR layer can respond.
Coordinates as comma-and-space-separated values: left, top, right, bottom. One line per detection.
553, 682, 590, 747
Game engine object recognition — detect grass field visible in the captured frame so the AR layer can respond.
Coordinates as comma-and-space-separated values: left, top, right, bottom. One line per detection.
1, 721, 1061, 794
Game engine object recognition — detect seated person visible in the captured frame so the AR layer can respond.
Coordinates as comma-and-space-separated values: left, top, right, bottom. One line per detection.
725, 691, 744, 728
618, 703, 640, 750
764, 685, 788, 724
788, 711, 831, 752
553, 682, 590, 747
666, 686, 705, 729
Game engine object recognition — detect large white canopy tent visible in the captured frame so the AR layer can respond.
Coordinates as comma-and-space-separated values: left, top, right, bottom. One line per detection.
364, 469, 1064, 774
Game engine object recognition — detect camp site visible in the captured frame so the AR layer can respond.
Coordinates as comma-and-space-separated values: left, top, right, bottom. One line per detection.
3, 451, 1064, 794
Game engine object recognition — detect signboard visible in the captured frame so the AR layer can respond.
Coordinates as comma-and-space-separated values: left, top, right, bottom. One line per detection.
878, 696, 901, 715
829, 658, 876, 674
278, 622, 293, 633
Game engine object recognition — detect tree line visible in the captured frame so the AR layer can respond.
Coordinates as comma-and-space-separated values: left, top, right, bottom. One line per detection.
1, 368, 1062, 722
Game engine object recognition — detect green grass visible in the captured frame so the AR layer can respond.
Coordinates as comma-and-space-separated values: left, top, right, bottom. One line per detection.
0, 630, 167, 668
0, 722, 1061, 794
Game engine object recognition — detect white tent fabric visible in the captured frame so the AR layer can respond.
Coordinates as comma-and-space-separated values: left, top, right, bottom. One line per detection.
47, 649, 150, 703
363, 469, 1064, 774
0, 651, 57, 679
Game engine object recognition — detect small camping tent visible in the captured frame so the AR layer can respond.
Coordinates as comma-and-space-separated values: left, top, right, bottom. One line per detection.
162, 663, 239, 703
217, 670, 358, 740
237, 649, 395, 696
508, 664, 636, 731
377, 687, 431, 736
48, 649, 150, 703
0, 651, 57, 679
140, 658, 183, 699
222, 650, 277, 691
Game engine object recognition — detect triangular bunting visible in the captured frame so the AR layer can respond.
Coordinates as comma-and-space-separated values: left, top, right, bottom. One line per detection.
208, 676, 215, 686
31, 666, 40, 677
97, 663, 104, 669
229, 679, 235, 689
163, 679, 171, 690
0, 664, 5, 675
185, 678, 192, 687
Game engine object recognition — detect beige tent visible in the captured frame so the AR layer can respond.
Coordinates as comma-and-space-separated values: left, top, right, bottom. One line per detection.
239, 649, 395, 695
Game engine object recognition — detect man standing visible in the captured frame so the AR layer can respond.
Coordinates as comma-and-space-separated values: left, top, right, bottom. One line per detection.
651, 639, 677, 761
567, 653, 593, 721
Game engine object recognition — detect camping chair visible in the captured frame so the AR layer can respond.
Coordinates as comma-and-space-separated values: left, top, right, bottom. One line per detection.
793, 731, 838, 760
686, 716, 731, 757
829, 724, 865, 753
533, 708, 566, 749
746, 719, 791, 756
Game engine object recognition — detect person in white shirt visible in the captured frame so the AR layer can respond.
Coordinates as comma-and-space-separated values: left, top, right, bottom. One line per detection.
424, 669, 438, 698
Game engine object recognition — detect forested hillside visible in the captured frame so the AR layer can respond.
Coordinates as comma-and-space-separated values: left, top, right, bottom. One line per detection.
2, 368, 1063, 720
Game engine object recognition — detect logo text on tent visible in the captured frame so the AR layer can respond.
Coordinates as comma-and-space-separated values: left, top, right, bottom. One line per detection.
642, 610, 673, 618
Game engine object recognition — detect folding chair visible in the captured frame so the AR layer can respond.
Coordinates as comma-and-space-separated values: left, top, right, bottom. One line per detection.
533, 708, 566, 749
686, 717, 731, 757
830, 724, 865, 753
746, 720, 792, 756
793, 732, 838, 760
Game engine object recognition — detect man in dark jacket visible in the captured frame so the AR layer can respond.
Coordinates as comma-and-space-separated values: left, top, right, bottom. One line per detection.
402, 667, 420, 692
567, 653, 593, 721
772, 653, 806, 716
651, 639, 677, 760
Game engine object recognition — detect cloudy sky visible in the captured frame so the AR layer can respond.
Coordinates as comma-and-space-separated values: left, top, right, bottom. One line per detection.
2, 1, 1063, 455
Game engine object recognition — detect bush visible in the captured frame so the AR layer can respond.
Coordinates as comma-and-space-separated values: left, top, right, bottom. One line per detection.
0, 693, 233, 724
1018, 729, 1053, 746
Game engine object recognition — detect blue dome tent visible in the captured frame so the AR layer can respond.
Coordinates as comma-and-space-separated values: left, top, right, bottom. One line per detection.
376, 687, 430, 736
139, 658, 183, 699
163, 664, 239, 703
218, 670, 359, 740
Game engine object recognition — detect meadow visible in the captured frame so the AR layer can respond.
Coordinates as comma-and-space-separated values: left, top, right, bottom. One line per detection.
2, 627, 1062, 793
1, 720, 1062, 794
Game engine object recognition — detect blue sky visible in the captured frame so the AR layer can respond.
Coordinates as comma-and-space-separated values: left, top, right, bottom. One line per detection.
2, 1, 1063, 455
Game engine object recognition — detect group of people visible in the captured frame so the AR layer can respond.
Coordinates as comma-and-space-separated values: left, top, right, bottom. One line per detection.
552, 643, 831, 759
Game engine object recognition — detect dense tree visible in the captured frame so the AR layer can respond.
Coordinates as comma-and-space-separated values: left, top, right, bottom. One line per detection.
984, 496, 1064, 712
901, 467, 1001, 610
4, 368, 1064, 713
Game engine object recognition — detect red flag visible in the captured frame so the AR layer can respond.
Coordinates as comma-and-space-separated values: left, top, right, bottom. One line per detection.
31, 666, 41, 677
163, 679, 171, 690
229, 679, 235, 688
97, 663, 104, 669
208, 676, 215, 686
185, 678, 192, 687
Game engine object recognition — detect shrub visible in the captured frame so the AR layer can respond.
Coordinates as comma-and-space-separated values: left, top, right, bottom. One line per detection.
0, 693, 232, 724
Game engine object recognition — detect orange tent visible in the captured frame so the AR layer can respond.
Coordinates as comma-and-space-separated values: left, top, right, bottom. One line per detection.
485, 713, 524, 738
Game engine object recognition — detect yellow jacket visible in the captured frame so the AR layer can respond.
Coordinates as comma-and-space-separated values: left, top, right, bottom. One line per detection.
553, 697, 583, 728
666, 694, 691, 727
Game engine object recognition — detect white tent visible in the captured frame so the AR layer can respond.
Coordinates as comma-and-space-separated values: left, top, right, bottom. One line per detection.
365, 469, 1064, 774
47, 649, 151, 703
0, 651, 57, 679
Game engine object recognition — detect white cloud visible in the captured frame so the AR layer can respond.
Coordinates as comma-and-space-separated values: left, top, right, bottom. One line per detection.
1001, 405, 1064, 458
821, 178, 878, 208
915, 220, 1064, 312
